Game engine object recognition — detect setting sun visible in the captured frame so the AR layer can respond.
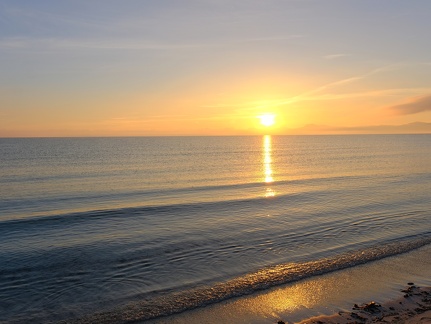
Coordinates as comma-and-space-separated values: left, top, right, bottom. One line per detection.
259, 114, 276, 127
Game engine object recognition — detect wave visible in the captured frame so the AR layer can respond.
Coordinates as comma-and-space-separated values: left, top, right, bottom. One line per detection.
63, 235, 431, 323
2, 170, 417, 227
0, 187, 326, 229
4, 171, 430, 226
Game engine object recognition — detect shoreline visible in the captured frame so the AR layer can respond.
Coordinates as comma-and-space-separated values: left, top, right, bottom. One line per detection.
148, 244, 431, 323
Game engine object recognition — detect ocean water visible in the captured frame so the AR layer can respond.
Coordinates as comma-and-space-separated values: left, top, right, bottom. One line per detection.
0, 135, 430, 323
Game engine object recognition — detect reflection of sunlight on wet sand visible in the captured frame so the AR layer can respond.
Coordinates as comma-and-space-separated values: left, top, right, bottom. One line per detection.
263, 135, 275, 197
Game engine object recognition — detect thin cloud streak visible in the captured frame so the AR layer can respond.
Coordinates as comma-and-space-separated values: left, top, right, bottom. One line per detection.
0, 34, 303, 51
224, 65, 399, 111
324, 54, 349, 60
201, 87, 431, 112
282, 65, 397, 104
0, 37, 216, 51
237, 35, 305, 43
294, 87, 431, 102
105, 113, 243, 125
202, 66, 407, 111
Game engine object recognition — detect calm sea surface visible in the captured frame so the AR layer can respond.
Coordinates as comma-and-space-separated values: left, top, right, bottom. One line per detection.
0, 135, 430, 323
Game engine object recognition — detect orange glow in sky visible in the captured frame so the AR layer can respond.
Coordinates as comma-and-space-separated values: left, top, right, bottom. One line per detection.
1, 2, 431, 136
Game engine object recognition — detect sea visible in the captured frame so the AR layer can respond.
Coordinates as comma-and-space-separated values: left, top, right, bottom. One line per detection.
0, 135, 430, 323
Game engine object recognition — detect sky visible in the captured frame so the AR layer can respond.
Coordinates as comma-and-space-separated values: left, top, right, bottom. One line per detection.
1, 0, 431, 136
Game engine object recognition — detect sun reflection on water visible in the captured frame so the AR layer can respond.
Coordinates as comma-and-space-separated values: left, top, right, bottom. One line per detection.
263, 135, 276, 197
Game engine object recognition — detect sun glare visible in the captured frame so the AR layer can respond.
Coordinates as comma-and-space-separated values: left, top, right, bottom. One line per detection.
259, 114, 276, 127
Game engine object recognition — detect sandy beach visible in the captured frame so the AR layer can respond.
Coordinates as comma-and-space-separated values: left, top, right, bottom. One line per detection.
148, 244, 431, 324
298, 285, 431, 324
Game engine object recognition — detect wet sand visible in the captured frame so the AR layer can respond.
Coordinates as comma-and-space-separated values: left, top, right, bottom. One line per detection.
148, 244, 431, 323
298, 285, 431, 324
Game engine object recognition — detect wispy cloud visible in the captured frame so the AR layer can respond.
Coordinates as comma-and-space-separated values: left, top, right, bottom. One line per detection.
200, 65, 422, 113
256, 65, 397, 107
324, 53, 349, 60
0, 33, 303, 52
390, 95, 431, 115
237, 35, 305, 43
287, 122, 431, 134
275, 88, 425, 104
105, 113, 239, 125
0, 37, 216, 51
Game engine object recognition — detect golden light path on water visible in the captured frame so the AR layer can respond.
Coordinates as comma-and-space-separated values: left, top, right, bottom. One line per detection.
263, 135, 276, 197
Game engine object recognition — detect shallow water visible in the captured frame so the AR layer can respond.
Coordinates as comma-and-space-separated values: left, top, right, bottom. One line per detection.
0, 135, 430, 322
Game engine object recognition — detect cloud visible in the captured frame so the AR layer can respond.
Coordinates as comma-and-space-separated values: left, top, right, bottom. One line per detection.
288, 122, 431, 134
324, 53, 348, 60
238, 35, 304, 43
264, 65, 396, 107
0, 33, 303, 52
0, 37, 215, 51
201, 72, 431, 113
390, 95, 431, 115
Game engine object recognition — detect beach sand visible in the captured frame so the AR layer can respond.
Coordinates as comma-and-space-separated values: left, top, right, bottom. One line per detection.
297, 285, 431, 324
148, 244, 431, 324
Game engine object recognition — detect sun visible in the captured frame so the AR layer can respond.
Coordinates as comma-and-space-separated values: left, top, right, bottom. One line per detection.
259, 114, 276, 127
